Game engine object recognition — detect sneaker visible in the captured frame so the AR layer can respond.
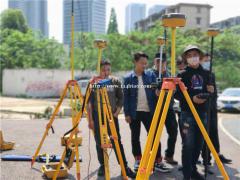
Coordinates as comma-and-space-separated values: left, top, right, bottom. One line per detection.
219, 154, 232, 164
97, 165, 105, 177
126, 167, 136, 178
164, 156, 178, 165
191, 170, 204, 180
134, 160, 140, 172
154, 162, 171, 173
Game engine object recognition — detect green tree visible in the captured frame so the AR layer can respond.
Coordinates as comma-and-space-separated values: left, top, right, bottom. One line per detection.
0, 29, 65, 69
107, 8, 119, 34
0, 9, 28, 33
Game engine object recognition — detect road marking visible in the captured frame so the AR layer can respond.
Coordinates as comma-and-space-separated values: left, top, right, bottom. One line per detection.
219, 118, 240, 146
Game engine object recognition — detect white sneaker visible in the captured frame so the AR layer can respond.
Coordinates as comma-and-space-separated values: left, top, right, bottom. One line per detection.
154, 162, 171, 173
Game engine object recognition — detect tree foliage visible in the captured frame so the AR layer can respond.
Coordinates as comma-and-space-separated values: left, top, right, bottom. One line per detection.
107, 8, 119, 34
0, 9, 28, 33
1, 8, 239, 89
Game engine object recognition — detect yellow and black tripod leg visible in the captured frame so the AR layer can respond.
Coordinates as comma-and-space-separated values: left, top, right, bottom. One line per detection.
52, 86, 92, 180
97, 88, 111, 180
137, 88, 174, 180
179, 81, 229, 180
102, 87, 128, 179
31, 84, 69, 167
137, 89, 165, 178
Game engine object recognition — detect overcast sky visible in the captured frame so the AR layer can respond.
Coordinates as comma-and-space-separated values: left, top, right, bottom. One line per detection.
1, 0, 240, 43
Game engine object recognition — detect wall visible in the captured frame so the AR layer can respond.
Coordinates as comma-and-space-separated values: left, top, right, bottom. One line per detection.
2, 69, 128, 98
2, 69, 94, 98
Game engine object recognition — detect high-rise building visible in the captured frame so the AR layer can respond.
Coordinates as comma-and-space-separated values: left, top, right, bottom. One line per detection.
125, 3, 146, 34
8, 0, 49, 37
148, 5, 166, 16
63, 0, 106, 45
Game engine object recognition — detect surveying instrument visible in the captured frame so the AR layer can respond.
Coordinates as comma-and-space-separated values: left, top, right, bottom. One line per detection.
203, 28, 220, 178
31, 0, 85, 179
48, 39, 128, 180
136, 13, 229, 180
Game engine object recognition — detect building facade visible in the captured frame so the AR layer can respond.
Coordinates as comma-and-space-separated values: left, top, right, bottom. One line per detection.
211, 16, 240, 29
8, 0, 49, 37
148, 5, 166, 16
135, 3, 212, 32
125, 3, 146, 34
63, 0, 106, 45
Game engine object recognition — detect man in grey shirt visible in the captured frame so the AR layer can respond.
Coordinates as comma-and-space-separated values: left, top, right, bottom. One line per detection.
87, 60, 135, 178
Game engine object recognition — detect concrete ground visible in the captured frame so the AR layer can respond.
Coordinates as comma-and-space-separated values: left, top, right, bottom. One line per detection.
0, 97, 240, 180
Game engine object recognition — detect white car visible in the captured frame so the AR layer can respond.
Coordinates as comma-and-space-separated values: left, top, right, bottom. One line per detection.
217, 88, 240, 112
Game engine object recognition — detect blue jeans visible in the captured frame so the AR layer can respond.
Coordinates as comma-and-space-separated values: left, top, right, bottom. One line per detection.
179, 111, 207, 179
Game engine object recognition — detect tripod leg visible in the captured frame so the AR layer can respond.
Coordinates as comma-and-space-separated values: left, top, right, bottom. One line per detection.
73, 85, 81, 180
102, 88, 128, 179
31, 84, 68, 167
75, 84, 89, 119
137, 89, 165, 178
181, 88, 229, 180
52, 86, 92, 179
145, 90, 173, 179
97, 89, 110, 180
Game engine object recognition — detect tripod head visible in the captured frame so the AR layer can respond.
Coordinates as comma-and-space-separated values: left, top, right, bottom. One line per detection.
162, 13, 186, 28
94, 39, 107, 49
156, 36, 167, 46
207, 28, 220, 37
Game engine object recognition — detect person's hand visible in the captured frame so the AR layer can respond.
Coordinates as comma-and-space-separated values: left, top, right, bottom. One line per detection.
125, 116, 132, 124
155, 89, 160, 96
88, 120, 94, 130
207, 85, 214, 93
193, 95, 206, 104
113, 112, 119, 118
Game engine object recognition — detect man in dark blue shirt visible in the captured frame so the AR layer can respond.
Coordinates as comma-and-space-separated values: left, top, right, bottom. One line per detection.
123, 52, 170, 173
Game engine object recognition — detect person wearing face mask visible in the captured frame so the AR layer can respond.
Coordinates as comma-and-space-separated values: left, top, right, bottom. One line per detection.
87, 60, 136, 178
175, 45, 214, 180
152, 52, 178, 166
200, 53, 232, 166
123, 52, 164, 172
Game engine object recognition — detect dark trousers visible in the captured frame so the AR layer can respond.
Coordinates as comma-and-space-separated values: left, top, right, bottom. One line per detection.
164, 108, 178, 158
202, 108, 220, 163
129, 111, 161, 160
179, 111, 207, 179
92, 110, 128, 168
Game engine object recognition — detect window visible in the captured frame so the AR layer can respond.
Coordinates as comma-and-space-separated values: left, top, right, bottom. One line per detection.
196, 17, 201, 25
197, 7, 201, 13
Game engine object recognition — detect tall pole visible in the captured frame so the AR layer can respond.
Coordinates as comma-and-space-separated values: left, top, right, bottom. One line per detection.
70, 0, 74, 80
205, 28, 220, 179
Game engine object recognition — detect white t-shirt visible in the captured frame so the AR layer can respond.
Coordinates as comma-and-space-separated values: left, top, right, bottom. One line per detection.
137, 76, 150, 112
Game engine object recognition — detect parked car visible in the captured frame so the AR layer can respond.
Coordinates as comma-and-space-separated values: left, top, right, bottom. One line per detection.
217, 88, 240, 112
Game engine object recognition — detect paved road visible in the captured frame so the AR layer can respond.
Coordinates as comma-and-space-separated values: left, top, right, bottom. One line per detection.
1, 112, 240, 180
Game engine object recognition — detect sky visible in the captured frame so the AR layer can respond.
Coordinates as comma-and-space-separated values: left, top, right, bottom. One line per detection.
1, 0, 240, 43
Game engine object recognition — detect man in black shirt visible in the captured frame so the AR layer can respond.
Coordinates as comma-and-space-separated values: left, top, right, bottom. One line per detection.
176, 45, 214, 180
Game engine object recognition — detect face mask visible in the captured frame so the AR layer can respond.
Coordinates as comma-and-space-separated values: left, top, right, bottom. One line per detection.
187, 56, 199, 66
202, 61, 210, 70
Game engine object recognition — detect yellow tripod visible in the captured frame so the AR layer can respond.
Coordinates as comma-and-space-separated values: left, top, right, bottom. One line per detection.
136, 13, 229, 180
31, 1, 85, 179
51, 40, 128, 180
